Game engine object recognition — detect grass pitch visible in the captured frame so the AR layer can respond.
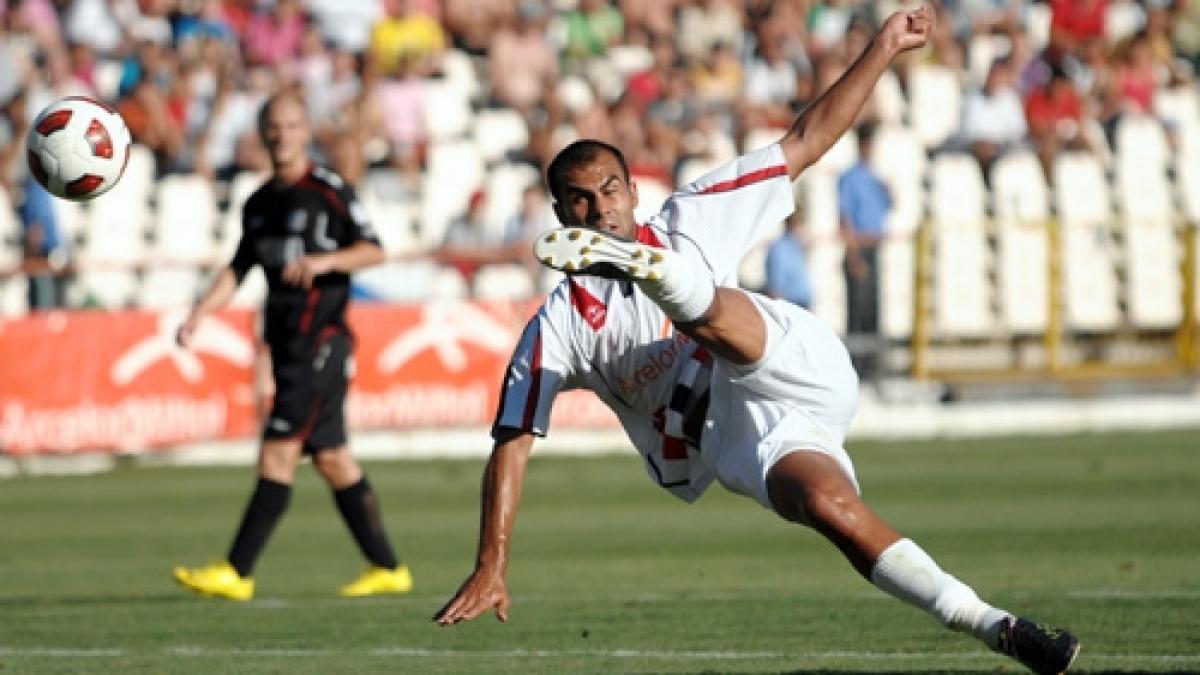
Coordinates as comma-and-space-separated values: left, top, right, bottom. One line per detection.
1, 430, 1198, 674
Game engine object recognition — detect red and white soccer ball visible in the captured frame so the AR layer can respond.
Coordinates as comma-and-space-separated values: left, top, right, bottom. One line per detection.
25, 97, 132, 201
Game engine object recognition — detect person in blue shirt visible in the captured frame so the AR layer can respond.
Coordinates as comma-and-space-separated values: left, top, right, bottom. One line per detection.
837, 120, 890, 379
765, 212, 812, 309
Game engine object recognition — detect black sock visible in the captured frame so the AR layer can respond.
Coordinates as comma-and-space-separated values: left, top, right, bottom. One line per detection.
226, 477, 291, 577
334, 477, 399, 569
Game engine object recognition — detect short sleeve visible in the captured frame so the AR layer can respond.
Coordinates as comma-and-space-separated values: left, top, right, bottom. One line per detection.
652, 144, 795, 282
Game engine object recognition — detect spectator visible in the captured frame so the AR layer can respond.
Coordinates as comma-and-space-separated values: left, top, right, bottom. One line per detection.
960, 58, 1028, 179
118, 76, 185, 172
563, 0, 625, 64
435, 188, 515, 289
243, 0, 306, 68
19, 178, 71, 309
1025, 66, 1088, 180
306, 0, 383, 54
1048, 0, 1107, 60
838, 121, 891, 381
502, 183, 556, 286
369, 0, 447, 77
488, 2, 558, 115
765, 212, 813, 309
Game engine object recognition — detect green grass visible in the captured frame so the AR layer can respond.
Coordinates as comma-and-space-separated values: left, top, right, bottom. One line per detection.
1, 430, 1198, 674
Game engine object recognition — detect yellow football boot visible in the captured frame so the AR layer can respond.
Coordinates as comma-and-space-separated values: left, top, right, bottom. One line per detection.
173, 561, 255, 601
339, 565, 413, 597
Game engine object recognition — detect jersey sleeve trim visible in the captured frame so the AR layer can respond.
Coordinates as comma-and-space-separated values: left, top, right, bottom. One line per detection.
696, 163, 787, 195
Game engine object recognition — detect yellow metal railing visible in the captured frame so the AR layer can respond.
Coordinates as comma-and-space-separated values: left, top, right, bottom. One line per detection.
909, 219, 1198, 381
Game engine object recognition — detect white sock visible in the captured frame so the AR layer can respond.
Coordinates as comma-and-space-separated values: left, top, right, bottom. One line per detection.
636, 247, 715, 323
869, 538, 1012, 651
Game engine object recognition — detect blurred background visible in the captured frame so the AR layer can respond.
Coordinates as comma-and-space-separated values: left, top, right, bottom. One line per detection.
1, 0, 1198, 464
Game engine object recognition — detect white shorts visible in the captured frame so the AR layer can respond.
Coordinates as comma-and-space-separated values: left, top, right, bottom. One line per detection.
700, 294, 861, 514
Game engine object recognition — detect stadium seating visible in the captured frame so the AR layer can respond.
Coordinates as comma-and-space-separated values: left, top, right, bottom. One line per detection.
880, 237, 914, 338
472, 108, 530, 164
929, 154, 993, 336
230, 266, 267, 308
0, 186, 20, 272
0, 274, 26, 316
153, 175, 220, 265
872, 68, 907, 126
992, 151, 1051, 332
1125, 223, 1183, 329
1055, 152, 1121, 331
871, 124, 924, 237
807, 239, 847, 336
909, 64, 961, 150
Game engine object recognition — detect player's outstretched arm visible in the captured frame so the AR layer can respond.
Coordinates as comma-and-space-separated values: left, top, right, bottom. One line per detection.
177, 267, 239, 348
779, 4, 932, 180
434, 429, 535, 626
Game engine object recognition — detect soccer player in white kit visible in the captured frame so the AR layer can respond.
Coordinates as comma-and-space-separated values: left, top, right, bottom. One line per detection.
435, 7, 1079, 673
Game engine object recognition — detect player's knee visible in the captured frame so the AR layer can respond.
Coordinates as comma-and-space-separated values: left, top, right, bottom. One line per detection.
312, 448, 360, 485
800, 486, 862, 533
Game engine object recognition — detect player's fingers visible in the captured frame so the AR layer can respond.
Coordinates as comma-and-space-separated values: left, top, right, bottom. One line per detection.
496, 594, 510, 622
434, 595, 468, 624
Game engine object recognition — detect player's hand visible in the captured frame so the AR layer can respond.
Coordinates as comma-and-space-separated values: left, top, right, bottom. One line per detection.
878, 4, 933, 56
282, 254, 336, 289
433, 568, 510, 626
176, 316, 200, 348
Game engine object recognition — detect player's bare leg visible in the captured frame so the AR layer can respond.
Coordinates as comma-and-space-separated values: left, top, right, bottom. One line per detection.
767, 451, 1079, 674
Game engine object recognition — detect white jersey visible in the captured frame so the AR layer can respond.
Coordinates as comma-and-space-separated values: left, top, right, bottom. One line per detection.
493, 144, 795, 502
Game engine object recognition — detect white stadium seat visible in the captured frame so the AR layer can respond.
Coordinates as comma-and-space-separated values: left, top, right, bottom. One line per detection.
441, 48, 480, 100
933, 227, 994, 336
997, 224, 1050, 332
807, 239, 847, 336
930, 153, 988, 228
872, 68, 907, 126
424, 77, 471, 141
992, 150, 1050, 227
1125, 223, 1182, 328
880, 236, 914, 338
1055, 152, 1113, 227
361, 192, 419, 256
0, 187, 21, 271
797, 169, 841, 240
421, 140, 485, 249
472, 108, 529, 164
871, 124, 924, 237
909, 64, 962, 149
484, 162, 541, 240
0, 275, 27, 317
217, 171, 268, 261
1061, 224, 1121, 330
354, 260, 435, 302
811, 129, 858, 175
153, 174, 219, 264
633, 176, 672, 224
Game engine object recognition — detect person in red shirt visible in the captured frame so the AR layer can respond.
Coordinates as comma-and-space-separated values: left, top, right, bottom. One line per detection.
1049, 0, 1107, 56
1025, 67, 1088, 179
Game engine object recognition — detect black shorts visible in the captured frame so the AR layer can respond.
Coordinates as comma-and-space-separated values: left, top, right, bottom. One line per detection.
263, 329, 352, 453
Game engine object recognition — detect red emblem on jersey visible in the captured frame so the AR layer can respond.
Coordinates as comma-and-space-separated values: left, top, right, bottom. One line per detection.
569, 279, 607, 330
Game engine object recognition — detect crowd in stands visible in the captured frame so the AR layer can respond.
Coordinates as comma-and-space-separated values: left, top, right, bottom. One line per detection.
1, 0, 1198, 316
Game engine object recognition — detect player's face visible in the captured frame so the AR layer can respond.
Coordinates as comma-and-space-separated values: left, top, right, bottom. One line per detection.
554, 153, 640, 239
260, 99, 311, 169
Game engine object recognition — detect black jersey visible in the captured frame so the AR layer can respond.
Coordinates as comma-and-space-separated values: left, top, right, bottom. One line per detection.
232, 164, 380, 348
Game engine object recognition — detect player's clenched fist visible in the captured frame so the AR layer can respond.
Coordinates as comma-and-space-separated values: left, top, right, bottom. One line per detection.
878, 4, 933, 56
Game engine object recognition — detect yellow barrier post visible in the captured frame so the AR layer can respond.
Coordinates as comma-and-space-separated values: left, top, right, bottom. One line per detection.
1045, 218, 1062, 374
1178, 224, 1198, 371
911, 223, 930, 379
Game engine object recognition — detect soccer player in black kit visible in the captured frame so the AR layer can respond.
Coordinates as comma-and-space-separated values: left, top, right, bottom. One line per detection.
172, 92, 411, 600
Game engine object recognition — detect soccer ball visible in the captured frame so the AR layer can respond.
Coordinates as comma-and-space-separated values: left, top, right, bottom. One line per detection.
25, 97, 132, 201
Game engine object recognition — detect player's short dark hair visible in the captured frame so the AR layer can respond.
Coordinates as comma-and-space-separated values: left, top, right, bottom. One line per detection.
856, 120, 878, 146
257, 90, 308, 136
546, 140, 630, 203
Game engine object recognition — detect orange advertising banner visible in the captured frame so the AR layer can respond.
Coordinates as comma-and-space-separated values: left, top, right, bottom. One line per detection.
0, 301, 618, 456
